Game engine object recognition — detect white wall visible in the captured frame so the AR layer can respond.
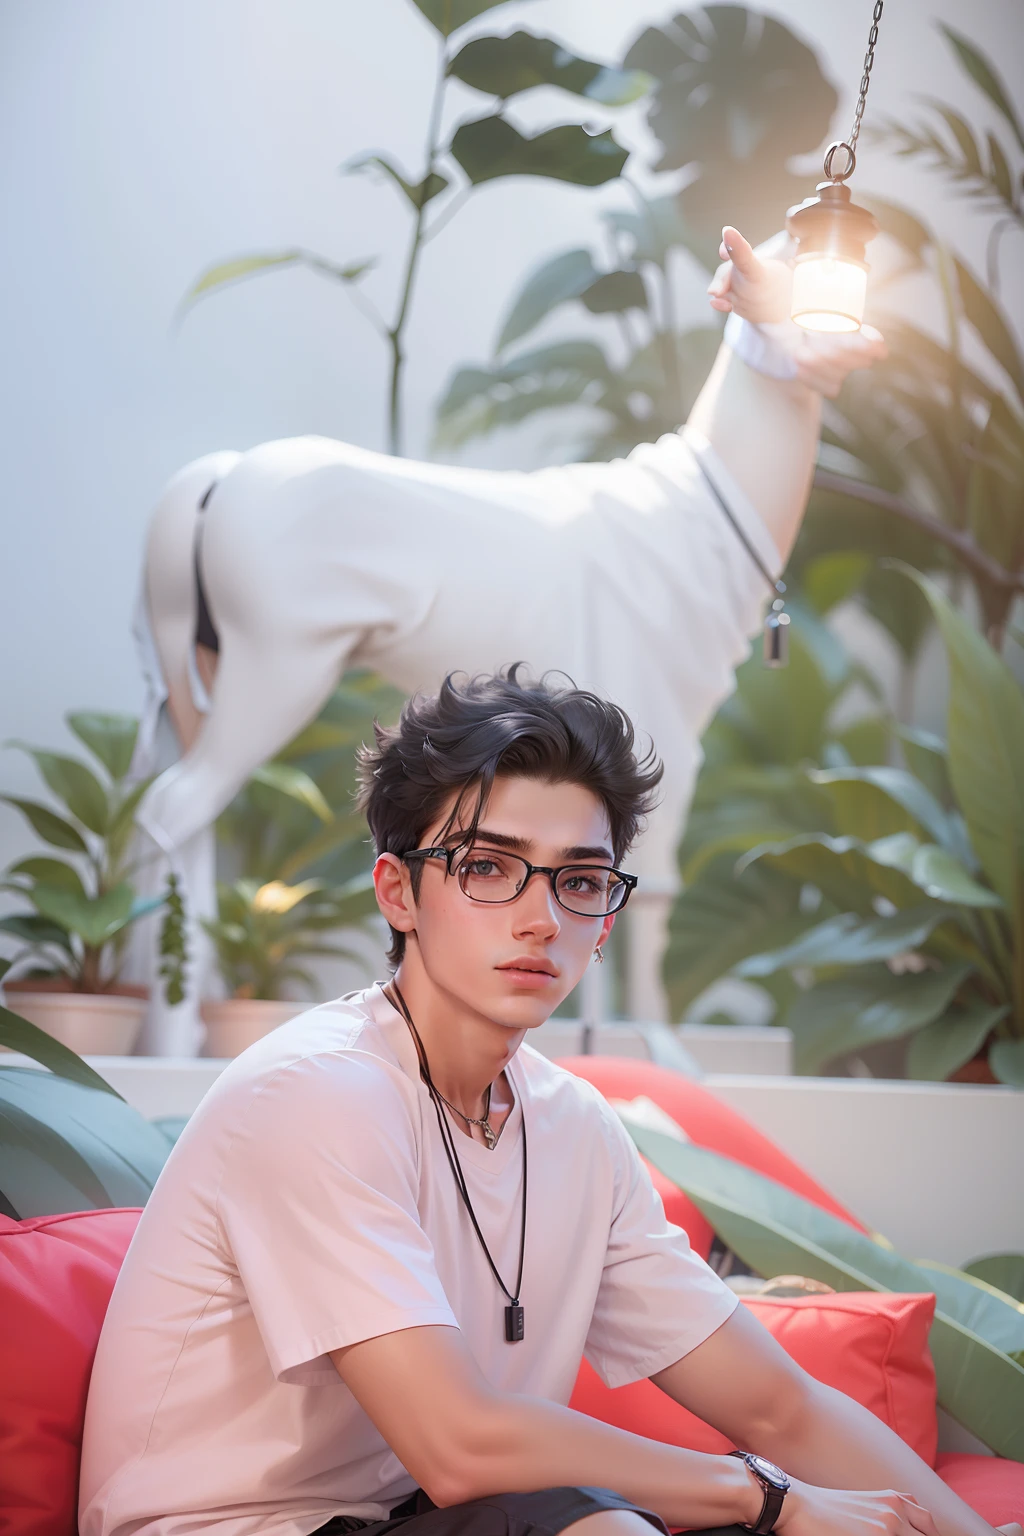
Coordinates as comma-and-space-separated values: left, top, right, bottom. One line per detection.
2, 0, 1022, 874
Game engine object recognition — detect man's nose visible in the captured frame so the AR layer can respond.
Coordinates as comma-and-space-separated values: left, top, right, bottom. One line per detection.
511, 871, 561, 936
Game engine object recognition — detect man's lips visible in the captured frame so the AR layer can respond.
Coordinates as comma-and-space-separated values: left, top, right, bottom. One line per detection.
496, 958, 559, 979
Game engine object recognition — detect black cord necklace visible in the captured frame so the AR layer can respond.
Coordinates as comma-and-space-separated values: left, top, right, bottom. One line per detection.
387, 982, 528, 1343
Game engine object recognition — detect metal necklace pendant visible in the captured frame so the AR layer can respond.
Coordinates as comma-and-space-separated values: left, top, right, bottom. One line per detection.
434, 1082, 499, 1149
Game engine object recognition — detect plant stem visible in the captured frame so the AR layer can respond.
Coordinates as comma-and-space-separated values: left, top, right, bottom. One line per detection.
387, 43, 449, 456
813, 470, 1024, 596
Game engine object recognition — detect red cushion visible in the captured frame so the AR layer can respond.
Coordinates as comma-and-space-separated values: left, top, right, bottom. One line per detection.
0, 1207, 142, 1536
937, 1452, 1024, 1526
571, 1290, 939, 1466
558, 1057, 868, 1244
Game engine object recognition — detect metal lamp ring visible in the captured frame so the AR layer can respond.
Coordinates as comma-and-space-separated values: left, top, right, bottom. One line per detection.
823, 140, 857, 182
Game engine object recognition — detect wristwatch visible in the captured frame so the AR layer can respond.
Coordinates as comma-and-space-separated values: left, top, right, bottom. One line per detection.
728, 1450, 791, 1534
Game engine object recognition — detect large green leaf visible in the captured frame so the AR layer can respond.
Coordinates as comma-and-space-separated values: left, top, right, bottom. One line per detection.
990, 1039, 1024, 1087
809, 767, 959, 854
411, 0, 533, 38
183, 250, 375, 307
896, 726, 952, 808
449, 32, 649, 106
5, 745, 109, 834
580, 270, 648, 316
343, 153, 448, 211
450, 116, 628, 187
0, 1002, 123, 1098
497, 249, 600, 352
743, 832, 1003, 912
939, 26, 1024, 152
914, 1258, 1024, 1356
4, 856, 86, 898
0, 796, 88, 853
30, 881, 135, 948
906, 1000, 1009, 1081
604, 194, 691, 268
737, 904, 958, 978
0, 1067, 169, 1218
434, 339, 610, 449
0, 912, 74, 955
954, 258, 1024, 403
663, 854, 806, 1017
867, 833, 1000, 907
785, 962, 975, 1073
626, 1129, 1024, 1460
249, 762, 333, 825
896, 568, 1024, 926
964, 1254, 1024, 1304
65, 712, 139, 782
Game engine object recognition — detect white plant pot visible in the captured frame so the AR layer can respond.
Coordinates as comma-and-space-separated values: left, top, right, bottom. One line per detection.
200, 998, 302, 1058
4, 990, 146, 1056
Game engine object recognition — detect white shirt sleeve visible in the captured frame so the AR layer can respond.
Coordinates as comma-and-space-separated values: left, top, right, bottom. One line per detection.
583, 1104, 738, 1389
216, 1050, 458, 1385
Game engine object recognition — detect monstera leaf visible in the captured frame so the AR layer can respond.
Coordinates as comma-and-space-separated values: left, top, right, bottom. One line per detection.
624, 6, 837, 253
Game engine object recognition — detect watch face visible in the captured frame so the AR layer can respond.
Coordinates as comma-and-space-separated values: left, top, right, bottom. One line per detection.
750, 1456, 789, 1490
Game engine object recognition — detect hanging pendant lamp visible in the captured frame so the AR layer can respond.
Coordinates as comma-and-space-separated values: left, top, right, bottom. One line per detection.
787, 1, 884, 333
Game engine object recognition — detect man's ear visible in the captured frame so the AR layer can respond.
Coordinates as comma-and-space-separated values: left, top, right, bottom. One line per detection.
373, 854, 417, 936
598, 911, 616, 950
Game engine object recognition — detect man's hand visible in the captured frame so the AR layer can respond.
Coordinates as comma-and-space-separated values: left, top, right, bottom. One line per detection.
778, 1480, 940, 1536
707, 224, 887, 397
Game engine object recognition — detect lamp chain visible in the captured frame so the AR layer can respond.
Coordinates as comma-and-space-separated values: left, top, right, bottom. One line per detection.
848, 0, 884, 155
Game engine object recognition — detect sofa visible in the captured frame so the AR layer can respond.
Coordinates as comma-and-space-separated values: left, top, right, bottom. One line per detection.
2, 1057, 1022, 1535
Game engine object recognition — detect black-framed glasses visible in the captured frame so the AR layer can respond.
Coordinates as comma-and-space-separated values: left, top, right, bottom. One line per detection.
402, 844, 637, 918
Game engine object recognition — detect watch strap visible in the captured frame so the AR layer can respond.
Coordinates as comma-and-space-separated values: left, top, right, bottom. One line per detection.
728, 1451, 787, 1535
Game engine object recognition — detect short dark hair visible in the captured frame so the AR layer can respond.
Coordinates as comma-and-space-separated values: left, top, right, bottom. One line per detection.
357, 665, 662, 964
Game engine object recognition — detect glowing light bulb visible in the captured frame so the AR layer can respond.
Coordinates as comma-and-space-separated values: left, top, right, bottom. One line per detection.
786, 148, 878, 334
790, 254, 868, 332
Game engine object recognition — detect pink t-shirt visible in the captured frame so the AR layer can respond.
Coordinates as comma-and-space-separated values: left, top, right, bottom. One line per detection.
80, 984, 737, 1536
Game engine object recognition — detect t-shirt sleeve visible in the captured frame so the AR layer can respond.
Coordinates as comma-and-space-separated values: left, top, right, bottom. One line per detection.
584, 1103, 738, 1389
217, 1051, 457, 1385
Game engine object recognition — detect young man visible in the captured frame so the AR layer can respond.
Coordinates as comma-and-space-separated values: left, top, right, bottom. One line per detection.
81, 671, 1016, 1536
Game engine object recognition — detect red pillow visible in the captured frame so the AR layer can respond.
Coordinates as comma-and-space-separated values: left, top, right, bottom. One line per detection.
571, 1290, 938, 1467
937, 1452, 1024, 1525
559, 1057, 868, 1243
0, 1207, 142, 1536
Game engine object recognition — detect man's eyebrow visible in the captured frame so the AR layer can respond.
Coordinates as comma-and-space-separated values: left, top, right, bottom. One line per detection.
561, 844, 615, 862
450, 828, 614, 862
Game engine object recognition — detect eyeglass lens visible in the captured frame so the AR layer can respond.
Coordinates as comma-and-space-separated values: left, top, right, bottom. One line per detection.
455, 848, 626, 915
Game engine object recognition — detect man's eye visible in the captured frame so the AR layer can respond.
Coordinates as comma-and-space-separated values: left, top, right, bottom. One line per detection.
466, 859, 501, 877
564, 874, 601, 893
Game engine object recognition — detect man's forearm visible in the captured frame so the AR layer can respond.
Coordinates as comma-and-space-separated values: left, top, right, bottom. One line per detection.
760, 1379, 993, 1536
445, 1392, 761, 1528
686, 342, 820, 564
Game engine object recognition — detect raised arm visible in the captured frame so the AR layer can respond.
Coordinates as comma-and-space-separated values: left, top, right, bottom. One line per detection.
686, 225, 886, 562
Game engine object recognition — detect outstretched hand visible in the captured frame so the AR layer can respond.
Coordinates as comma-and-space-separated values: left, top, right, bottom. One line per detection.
708, 224, 887, 398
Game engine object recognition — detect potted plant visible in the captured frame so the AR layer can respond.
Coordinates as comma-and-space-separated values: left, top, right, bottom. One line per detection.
200, 875, 378, 1056
0, 712, 167, 1055
199, 671, 399, 1056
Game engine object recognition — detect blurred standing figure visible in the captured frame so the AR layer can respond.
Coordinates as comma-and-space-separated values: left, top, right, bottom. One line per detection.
132, 227, 885, 1054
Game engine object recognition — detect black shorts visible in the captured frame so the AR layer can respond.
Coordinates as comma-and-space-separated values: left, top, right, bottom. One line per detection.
315, 1484, 745, 1536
